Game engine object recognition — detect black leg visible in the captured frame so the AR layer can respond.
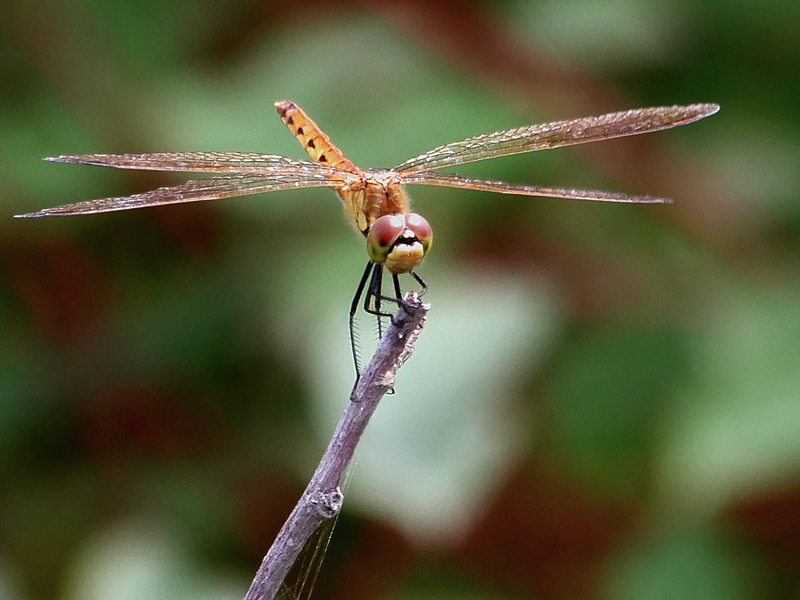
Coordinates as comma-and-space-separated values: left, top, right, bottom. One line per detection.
392, 273, 402, 299
349, 265, 427, 396
410, 270, 428, 297
364, 263, 394, 318
370, 263, 386, 342
349, 261, 374, 384
369, 262, 383, 315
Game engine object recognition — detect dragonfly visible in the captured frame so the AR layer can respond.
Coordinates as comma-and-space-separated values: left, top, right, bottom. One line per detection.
17, 100, 719, 380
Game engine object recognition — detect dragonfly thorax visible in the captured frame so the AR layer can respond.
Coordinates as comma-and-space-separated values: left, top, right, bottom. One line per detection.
336, 171, 413, 235
367, 212, 433, 274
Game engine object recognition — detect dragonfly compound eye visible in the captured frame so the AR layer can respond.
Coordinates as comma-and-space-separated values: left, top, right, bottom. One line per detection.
367, 215, 405, 263
368, 213, 433, 274
405, 213, 433, 254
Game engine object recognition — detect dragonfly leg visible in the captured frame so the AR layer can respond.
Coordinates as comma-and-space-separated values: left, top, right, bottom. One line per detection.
388, 273, 403, 327
368, 263, 387, 342
363, 264, 404, 395
349, 261, 374, 385
350, 266, 425, 397
392, 273, 402, 299
376, 270, 389, 342
410, 270, 428, 297
368, 270, 427, 325
363, 263, 394, 318
364, 263, 394, 344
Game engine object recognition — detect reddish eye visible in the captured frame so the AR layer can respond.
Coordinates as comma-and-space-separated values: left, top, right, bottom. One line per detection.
367, 215, 404, 263
405, 213, 433, 255
405, 213, 433, 245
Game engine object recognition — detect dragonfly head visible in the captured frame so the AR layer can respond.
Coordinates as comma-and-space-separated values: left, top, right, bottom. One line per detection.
367, 213, 433, 274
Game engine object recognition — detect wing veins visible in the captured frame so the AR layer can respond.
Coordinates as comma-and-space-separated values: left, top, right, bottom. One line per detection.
44, 152, 353, 176
403, 172, 672, 204
394, 103, 719, 173
16, 173, 342, 217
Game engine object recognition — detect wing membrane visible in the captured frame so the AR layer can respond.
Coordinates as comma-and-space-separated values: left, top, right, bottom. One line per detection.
16, 173, 342, 217
44, 152, 352, 175
19, 152, 357, 217
403, 172, 671, 204
394, 103, 719, 173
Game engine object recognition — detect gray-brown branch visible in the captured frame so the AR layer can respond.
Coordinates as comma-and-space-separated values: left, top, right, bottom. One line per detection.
243, 293, 428, 600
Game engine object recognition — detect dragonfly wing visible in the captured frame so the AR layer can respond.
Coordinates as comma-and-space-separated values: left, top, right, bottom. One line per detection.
394, 103, 719, 173
403, 172, 672, 204
44, 152, 350, 175
16, 172, 343, 217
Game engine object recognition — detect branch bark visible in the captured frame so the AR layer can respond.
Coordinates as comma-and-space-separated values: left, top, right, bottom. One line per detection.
244, 293, 429, 600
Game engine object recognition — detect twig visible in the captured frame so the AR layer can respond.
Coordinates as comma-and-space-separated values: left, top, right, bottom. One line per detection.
243, 293, 429, 600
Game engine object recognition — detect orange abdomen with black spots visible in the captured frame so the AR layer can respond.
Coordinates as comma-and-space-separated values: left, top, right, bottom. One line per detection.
275, 101, 359, 172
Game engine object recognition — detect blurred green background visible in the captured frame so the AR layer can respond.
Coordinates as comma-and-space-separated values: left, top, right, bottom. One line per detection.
2, 0, 799, 598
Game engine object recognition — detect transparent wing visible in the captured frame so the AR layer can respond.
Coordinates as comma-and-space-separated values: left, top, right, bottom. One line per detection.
394, 103, 719, 173
402, 172, 671, 204
16, 172, 343, 217
42, 151, 353, 175
17, 152, 356, 217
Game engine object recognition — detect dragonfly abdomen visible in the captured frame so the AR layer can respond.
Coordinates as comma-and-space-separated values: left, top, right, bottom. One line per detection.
275, 101, 359, 173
